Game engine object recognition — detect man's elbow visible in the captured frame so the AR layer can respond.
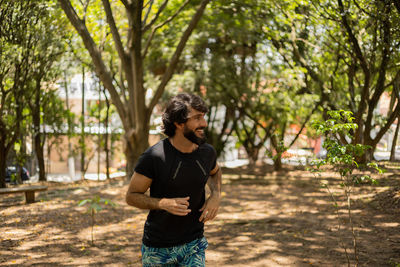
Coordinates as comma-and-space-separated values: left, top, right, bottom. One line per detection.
125, 191, 136, 206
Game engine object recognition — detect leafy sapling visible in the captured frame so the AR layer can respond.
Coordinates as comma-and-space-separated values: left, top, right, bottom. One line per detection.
78, 195, 117, 245
309, 110, 384, 267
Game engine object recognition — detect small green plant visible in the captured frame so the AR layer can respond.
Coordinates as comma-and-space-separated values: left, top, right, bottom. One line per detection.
309, 110, 384, 267
388, 259, 400, 267
78, 195, 116, 245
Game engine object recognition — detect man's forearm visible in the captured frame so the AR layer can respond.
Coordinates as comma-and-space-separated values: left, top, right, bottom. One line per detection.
207, 168, 221, 196
126, 192, 161, 210
126, 192, 192, 216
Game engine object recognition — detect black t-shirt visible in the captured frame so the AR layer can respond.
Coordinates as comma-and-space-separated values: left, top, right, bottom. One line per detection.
134, 138, 217, 248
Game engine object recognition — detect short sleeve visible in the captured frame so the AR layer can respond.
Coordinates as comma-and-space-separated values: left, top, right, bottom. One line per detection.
134, 152, 155, 180
209, 145, 217, 171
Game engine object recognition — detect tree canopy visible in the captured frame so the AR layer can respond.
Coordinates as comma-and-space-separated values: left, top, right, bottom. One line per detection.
1, 0, 399, 184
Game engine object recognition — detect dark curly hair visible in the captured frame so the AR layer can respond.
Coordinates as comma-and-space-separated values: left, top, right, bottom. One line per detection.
162, 93, 208, 137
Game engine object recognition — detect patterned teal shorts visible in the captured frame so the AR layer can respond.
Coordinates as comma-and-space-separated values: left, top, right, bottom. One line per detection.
141, 237, 208, 267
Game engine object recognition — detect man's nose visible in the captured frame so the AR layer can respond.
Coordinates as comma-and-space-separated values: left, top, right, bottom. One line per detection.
200, 117, 207, 128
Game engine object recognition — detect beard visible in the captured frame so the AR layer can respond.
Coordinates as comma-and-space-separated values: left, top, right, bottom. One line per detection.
183, 126, 207, 145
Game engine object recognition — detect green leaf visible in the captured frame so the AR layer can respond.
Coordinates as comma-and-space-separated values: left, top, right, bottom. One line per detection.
78, 199, 90, 206
353, 161, 359, 168
14, 142, 21, 153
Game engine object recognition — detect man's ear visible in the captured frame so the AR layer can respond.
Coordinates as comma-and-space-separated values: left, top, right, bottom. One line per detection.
174, 121, 184, 131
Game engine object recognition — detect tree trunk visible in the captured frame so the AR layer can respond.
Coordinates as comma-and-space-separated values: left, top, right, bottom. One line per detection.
104, 88, 110, 180
97, 80, 101, 181
64, 72, 75, 179
124, 129, 149, 178
270, 135, 283, 171
0, 143, 7, 188
360, 138, 376, 163
15, 89, 24, 185
245, 145, 260, 170
0, 121, 19, 188
390, 118, 400, 161
35, 133, 46, 181
274, 156, 282, 171
46, 138, 52, 175
81, 65, 86, 179
33, 79, 46, 182
97, 132, 101, 180
247, 156, 256, 169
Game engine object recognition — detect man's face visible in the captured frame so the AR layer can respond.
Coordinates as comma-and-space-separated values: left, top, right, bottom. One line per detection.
183, 109, 207, 145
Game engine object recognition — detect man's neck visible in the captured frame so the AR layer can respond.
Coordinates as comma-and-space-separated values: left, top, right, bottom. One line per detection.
169, 135, 198, 153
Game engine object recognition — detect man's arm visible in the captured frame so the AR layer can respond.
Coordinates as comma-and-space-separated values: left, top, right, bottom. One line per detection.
199, 163, 222, 223
126, 172, 191, 216
207, 164, 222, 196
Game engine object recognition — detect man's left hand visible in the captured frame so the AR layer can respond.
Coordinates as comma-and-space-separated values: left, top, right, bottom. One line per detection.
199, 194, 220, 223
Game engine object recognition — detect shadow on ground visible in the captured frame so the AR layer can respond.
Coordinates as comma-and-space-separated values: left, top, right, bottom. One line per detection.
0, 164, 399, 266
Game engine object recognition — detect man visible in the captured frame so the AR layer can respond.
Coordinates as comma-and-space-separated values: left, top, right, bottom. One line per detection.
126, 93, 222, 267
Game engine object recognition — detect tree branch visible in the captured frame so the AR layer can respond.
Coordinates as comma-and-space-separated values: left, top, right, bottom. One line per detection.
102, 0, 129, 69
289, 104, 318, 148
142, 0, 190, 58
372, 101, 400, 146
77, 0, 90, 22
364, 1, 391, 140
120, 0, 129, 9
148, 0, 210, 112
58, 0, 128, 129
338, 0, 369, 75
142, 0, 154, 26
352, 0, 376, 18
288, 25, 325, 89
368, 2, 391, 107
338, 0, 370, 142
142, 0, 168, 32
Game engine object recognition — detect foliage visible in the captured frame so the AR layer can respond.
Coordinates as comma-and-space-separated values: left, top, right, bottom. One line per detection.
312, 110, 383, 183
263, 0, 400, 161
309, 110, 384, 266
0, 0, 69, 186
185, 0, 316, 166
78, 195, 116, 245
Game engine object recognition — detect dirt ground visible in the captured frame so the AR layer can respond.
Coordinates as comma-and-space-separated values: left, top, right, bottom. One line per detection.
0, 163, 399, 266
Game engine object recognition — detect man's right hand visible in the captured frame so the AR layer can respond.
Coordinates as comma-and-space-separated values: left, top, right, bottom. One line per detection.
159, 197, 191, 216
